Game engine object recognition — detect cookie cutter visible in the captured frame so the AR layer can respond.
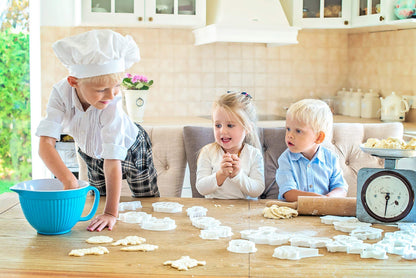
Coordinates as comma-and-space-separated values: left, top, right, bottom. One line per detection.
402, 246, 416, 260
191, 216, 221, 229
272, 246, 321, 260
200, 226, 233, 240
346, 243, 372, 254
186, 206, 208, 218
398, 223, 416, 233
227, 239, 257, 253
333, 220, 371, 233
290, 236, 333, 248
245, 227, 291, 246
360, 246, 388, 260
349, 226, 383, 240
152, 202, 184, 213
140, 217, 176, 231
118, 201, 142, 212
118, 211, 152, 224
320, 215, 357, 225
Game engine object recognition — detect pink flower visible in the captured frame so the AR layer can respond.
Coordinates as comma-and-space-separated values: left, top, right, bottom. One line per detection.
125, 73, 132, 78
131, 75, 140, 83
139, 75, 148, 82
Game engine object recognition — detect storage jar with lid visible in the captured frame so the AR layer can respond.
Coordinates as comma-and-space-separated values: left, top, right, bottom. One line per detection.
361, 89, 380, 119
335, 88, 346, 115
341, 89, 353, 116
349, 89, 363, 117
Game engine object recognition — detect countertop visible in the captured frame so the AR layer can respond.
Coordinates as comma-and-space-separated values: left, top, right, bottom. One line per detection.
139, 115, 416, 134
1, 194, 415, 277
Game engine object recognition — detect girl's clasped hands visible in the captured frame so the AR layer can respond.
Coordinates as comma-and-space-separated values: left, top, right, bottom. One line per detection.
220, 152, 240, 178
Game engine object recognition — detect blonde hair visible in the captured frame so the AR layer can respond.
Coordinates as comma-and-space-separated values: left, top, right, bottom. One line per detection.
77, 72, 125, 86
286, 99, 333, 137
212, 92, 261, 150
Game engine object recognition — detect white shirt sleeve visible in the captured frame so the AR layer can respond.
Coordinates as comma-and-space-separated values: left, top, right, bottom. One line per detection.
196, 145, 220, 196
35, 83, 68, 140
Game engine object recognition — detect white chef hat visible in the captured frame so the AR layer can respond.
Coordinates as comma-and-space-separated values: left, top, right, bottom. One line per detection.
52, 29, 140, 78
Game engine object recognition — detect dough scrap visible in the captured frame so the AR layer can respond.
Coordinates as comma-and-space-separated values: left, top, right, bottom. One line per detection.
164, 256, 206, 271
86, 236, 114, 244
120, 244, 158, 252
263, 205, 298, 219
112, 236, 146, 246
69, 246, 109, 257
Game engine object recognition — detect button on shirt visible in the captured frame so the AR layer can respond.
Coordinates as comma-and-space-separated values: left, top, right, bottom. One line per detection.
36, 78, 138, 160
276, 146, 348, 200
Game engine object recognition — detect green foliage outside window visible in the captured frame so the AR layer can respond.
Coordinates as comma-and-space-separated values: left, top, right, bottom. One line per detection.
0, 0, 30, 193
0, 31, 31, 192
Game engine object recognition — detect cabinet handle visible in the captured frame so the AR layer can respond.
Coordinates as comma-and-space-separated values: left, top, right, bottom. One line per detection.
148, 17, 153, 22
138, 16, 143, 21
344, 20, 349, 25
379, 16, 385, 21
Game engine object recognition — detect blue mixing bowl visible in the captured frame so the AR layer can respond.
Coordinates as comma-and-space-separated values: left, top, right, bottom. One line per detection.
11, 179, 100, 235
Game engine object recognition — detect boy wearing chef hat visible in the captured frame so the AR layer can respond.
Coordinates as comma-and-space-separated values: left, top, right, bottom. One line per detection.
275, 99, 348, 202
36, 29, 159, 232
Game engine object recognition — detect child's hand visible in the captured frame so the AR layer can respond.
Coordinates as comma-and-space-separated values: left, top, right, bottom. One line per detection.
87, 213, 117, 232
63, 179, 80, 190
229, 154, 240, 177
219, 153, 234, 177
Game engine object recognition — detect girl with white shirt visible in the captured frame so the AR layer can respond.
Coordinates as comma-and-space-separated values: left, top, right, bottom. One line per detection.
196, 92, 265, 199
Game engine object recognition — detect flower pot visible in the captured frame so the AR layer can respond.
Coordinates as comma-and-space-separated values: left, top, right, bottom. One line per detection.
124, 90, 148, 123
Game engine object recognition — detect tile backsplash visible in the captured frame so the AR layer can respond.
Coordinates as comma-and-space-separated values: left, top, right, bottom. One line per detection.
41, 27, 415, 118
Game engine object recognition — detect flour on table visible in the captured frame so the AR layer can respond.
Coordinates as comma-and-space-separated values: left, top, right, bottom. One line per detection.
120, 244, 159, 252
86, 236, 114, 244
163, 256, 206, 271
263, 205, 298, 219
112, 236, 146, 246
69, 246, 109, 257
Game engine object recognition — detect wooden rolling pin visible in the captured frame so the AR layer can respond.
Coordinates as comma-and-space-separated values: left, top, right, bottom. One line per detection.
265, 196, 356, 216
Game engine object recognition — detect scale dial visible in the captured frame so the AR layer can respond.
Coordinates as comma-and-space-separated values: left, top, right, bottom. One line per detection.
361, 171, 415, 222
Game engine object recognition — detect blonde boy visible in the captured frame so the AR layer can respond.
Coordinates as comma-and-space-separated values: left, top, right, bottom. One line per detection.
36, 30, 159, 232
276, 99, 348, 201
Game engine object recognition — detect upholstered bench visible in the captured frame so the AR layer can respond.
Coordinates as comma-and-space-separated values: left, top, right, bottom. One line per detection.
183, 122, 404, 198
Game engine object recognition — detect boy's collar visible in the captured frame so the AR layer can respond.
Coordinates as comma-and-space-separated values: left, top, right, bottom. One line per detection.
289, 146, 324, 162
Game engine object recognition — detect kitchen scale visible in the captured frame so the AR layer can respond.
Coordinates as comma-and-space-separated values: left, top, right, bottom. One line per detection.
357, 145, 416, 224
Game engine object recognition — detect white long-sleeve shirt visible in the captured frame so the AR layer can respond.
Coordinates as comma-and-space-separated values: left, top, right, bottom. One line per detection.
36, 78, 138, 160
196, 143, 265, 199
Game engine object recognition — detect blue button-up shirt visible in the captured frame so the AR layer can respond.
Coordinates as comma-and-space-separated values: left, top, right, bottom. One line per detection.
276, 146, 348, 200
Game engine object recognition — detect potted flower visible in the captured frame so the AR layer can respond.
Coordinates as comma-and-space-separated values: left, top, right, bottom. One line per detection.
122, 74, 154, 123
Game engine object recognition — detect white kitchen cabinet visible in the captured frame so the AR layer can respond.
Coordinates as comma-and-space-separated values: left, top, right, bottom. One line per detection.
351, 0, 416, 29
81, 0, 206, 28
281, 0, 352, 29
281, 0, 416, 30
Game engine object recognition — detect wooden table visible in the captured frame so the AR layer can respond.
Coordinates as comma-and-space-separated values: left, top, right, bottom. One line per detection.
1, 194, 415, 277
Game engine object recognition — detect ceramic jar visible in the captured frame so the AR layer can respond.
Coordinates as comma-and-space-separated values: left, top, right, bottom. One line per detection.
361, 89, 381, 119
349, 89, 363, 118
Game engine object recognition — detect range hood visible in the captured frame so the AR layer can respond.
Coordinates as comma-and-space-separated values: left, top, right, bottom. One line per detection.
193, 0, 299, 46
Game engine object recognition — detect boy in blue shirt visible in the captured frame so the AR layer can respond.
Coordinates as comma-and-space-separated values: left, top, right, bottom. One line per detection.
276, 99, 348, 201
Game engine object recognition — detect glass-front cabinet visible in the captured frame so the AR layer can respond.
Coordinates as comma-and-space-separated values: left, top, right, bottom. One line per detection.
82, 0, 206, 27
351, 0, 389, 27
287, 0, 352, 28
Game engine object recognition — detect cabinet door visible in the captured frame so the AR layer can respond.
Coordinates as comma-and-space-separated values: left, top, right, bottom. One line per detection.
351, 0, 388, 27
82, 0, 146, 26
145, 0, 205, 27
294, 0, 351, 28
